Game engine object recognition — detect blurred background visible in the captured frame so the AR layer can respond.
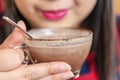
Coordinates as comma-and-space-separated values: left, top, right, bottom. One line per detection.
115, 0, 120, 15
115, 0, 120, 34
0, 0, 120, 77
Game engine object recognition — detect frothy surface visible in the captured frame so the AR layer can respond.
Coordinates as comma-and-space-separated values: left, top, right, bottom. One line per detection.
27, 28, 92, 40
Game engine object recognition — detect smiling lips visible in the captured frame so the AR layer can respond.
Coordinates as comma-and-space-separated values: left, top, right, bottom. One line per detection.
41, 9, 68, 20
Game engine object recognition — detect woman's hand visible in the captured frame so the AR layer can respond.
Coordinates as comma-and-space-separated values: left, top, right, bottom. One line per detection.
0, 21, 74, 80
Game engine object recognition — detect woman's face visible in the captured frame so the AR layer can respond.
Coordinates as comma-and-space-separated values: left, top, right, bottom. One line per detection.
14, 0, 97, 28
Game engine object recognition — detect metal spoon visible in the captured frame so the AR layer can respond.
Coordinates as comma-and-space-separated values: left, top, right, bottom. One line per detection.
3, 16, 35, 64
2, 16, 33, 39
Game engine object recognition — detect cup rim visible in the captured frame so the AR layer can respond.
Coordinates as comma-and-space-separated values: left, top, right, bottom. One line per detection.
27, 28, 93, 41
25, 28, 93, 47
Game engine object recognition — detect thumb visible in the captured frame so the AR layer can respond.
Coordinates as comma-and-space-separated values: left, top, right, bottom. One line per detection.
0, 21, 26, 71
1, 21, 26, 48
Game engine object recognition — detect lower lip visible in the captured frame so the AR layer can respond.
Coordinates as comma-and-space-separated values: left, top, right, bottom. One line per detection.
41, 9, 68, 20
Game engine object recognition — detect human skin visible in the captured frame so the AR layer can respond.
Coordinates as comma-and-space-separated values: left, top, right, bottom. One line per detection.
0, 21, 74, 80
14, 0, 97, 28
0, 0, 97, 80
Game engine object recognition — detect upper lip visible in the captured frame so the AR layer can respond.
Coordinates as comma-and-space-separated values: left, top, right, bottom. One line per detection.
41, 9, 68, 13
35, 2, 73, 11
35, 7, 69, 12
35, 4, 72, 12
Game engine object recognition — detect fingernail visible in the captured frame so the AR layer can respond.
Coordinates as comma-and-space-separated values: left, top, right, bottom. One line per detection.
59, 65, 71, 72
18, 20, 24, 24
62, 71, 74, 80
17, 20, 26, 31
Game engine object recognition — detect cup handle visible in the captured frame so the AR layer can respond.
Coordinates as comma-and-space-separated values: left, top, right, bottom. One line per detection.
9, 43, 35, 64
69, 70, 80, 80
22, 43, 36, 64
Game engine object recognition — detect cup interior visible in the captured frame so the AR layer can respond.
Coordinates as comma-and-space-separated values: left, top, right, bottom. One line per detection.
26, 28, 93, 47
25, 28, 93, 73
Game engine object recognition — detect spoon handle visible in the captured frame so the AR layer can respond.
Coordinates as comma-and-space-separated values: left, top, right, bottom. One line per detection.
2, 16, 33, 39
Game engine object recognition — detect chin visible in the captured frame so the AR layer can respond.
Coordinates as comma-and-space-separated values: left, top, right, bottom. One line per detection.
40, 25, 73, 28
37, 22, 75, 29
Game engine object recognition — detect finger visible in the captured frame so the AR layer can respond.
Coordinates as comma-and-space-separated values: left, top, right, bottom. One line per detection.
0, 65, 25, 80
0, 21, 26, 71
0, 48, 24, 72
38, 71, 74, 80
1, 20, 26, 49
0, 62, 72, 80
23, 62, 72, 80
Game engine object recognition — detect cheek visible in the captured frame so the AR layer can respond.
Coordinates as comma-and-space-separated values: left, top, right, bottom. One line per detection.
74, 0, 82, 5
74, 0, 97, 19
15, 0, 27, 13
14, 0, 34, 18
15, 0, 34, 12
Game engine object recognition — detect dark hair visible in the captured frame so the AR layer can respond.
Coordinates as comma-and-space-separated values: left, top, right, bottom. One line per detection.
1, 0, 116, 80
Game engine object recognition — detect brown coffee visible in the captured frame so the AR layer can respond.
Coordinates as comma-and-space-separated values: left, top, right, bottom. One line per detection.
25, 28, 93, 72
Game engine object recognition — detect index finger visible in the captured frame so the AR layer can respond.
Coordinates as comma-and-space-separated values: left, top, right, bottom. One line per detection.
23, 62, 72, 80
1, 21, 26, 49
